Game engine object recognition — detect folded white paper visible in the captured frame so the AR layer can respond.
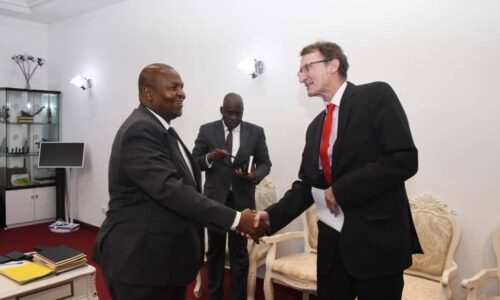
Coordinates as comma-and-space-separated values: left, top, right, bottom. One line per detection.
311, 187, 344, 232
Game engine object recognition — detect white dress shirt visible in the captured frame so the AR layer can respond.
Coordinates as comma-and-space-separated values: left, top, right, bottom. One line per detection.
312, 81, 348, 232
147, 108, 240, 230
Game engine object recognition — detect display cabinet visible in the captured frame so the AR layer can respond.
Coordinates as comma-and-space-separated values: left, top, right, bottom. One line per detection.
0, 87, 60, 228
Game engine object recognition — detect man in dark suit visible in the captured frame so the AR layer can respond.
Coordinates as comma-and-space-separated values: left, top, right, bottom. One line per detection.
92, 63, 267, 300
254, 42, 422, 299
192, 93, 271, 300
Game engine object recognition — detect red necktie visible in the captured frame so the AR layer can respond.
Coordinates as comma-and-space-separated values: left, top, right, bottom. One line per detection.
320, 103, 335, 185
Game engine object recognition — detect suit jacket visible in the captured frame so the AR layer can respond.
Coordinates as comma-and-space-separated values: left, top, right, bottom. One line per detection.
92, 105, 236, 287
266, 81, 422, 279
192, 120, 271, 211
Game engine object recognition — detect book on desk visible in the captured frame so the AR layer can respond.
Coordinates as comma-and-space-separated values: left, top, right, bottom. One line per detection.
0, 261, 54, 284
32, 245, 87, 274
0, 245, 87, 285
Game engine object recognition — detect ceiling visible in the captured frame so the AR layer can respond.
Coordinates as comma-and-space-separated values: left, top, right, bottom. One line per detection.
0, 0, 128, 24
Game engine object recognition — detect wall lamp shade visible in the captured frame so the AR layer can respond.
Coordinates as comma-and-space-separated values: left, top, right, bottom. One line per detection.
238, 57, 264, 78
70, 75, 92, 90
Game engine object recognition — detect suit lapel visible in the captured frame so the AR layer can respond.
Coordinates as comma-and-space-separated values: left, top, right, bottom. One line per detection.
176, 136, 201, 190
332, 82, 355, 172
215, 121, 226, 149
311, 113, 325, 162
235, 122, 246, 162
301, 112, 326, 187
139, 105, 200, 189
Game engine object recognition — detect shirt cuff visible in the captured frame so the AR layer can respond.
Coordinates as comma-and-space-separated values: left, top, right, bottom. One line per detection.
205, 154, 213, 168
230, 211, 241, 231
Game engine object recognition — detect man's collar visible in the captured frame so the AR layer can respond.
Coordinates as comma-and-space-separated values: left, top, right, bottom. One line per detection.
146, 107, 170, 130
324, 80, 347, 108
222, 120, 241, 132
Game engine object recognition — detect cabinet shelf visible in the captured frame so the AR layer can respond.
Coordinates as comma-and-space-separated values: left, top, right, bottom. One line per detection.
0, 87, 60, 228
3, 122, 57, 125
3, 152, 39, 157
6, 182, 55, 191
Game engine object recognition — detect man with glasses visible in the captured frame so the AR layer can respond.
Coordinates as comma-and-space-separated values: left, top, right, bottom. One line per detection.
192, 92, 271, 300
253, 41, 422, 299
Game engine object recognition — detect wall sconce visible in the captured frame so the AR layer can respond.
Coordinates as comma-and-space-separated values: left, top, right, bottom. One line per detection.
238, 57, 264, 78
70, 75, 92, 90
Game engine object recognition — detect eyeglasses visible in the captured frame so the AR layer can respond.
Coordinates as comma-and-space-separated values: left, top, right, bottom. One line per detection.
297, 59, 330, 77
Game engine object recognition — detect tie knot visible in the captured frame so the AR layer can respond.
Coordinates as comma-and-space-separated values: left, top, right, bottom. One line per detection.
168, 127, 178, 138
327, 103, 335, 112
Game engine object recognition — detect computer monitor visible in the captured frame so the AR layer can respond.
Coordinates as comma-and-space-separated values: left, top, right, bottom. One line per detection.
38, 142, 85, 168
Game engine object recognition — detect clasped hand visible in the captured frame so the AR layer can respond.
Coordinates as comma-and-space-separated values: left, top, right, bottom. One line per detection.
235, 168, 259, 183
207, 148, 229, 162
236, 209, 270, 244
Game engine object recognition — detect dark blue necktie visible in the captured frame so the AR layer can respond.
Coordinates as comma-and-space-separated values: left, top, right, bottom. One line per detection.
168, 127, 182, 155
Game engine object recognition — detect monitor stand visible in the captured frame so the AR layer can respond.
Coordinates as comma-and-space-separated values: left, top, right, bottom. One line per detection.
49, 168, 80, 233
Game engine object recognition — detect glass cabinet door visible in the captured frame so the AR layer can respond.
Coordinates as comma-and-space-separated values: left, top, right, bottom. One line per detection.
2, 88, 60, 188
0, 89, 6, 189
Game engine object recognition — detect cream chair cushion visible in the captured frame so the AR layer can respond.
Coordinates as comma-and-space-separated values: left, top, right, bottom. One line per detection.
272, 253, 317, 283
409, 210, 454, 276
403, 274, 441, 300
262, 205, 318, 300
402, 194, 461, 300
305, 205, 318, 251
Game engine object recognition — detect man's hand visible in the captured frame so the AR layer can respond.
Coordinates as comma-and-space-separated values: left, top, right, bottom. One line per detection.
207, 148, 229, 162
253, 210, 270, 229
325, 186, 339, 216
236, 209, 270, 243
235, 168, 259, 184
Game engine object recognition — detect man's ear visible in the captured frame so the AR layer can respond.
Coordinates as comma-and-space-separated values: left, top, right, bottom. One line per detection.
328, 59, 340, 75
220, 106, 224, 115
143, 87, 152, 102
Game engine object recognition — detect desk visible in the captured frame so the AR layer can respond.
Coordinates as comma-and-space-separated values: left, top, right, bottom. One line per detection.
0, 265, 98, 300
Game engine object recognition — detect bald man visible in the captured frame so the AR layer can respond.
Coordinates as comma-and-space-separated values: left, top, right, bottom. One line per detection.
93, 64, 267, 300
192, 93, 271, 300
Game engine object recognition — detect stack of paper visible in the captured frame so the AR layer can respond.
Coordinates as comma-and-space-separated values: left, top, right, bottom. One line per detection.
0, 261, 54, 284
32, 245, 87, 274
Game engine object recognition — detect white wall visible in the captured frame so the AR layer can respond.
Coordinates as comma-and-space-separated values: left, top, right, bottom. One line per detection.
0, 16, 48, 88
1, 0, 496, 298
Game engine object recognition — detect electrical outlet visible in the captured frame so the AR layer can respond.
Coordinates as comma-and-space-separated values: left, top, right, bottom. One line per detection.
101, 206, 108, 214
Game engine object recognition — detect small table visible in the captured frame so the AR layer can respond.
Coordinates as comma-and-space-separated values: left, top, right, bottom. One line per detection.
0, 265, 98, 300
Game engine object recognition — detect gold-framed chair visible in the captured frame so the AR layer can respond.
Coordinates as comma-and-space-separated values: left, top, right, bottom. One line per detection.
258, 194, 461, 300
403, 194, 461, 300
247, 178, 280, 300
259, 204, 318, 300
461, 224, 500, 300
193, 178, 279, 299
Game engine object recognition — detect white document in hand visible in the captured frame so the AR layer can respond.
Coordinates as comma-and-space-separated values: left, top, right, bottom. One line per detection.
311, 187, 344, 232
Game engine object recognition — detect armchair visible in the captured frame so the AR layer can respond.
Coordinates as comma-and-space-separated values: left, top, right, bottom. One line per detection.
193, 178, 279, 299
403, 194, 461, 300
260, 204, 318, 300
247, 178, 280, 300
461, 224, 500, 300
258, 194, 460, 300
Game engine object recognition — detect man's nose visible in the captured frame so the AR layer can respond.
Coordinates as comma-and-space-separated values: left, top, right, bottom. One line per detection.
178, 89, 186, 99
298, 73, 307, 83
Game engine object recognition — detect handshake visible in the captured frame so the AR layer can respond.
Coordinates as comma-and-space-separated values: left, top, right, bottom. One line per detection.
235, 209, 270, 244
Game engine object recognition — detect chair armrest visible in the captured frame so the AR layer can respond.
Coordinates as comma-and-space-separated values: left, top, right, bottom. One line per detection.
441, 261, 458, 287
260, 231, 305, 245
461, 268, 498, 289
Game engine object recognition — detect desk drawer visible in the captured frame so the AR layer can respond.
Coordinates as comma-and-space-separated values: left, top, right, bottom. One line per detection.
18, 281, 73, 300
